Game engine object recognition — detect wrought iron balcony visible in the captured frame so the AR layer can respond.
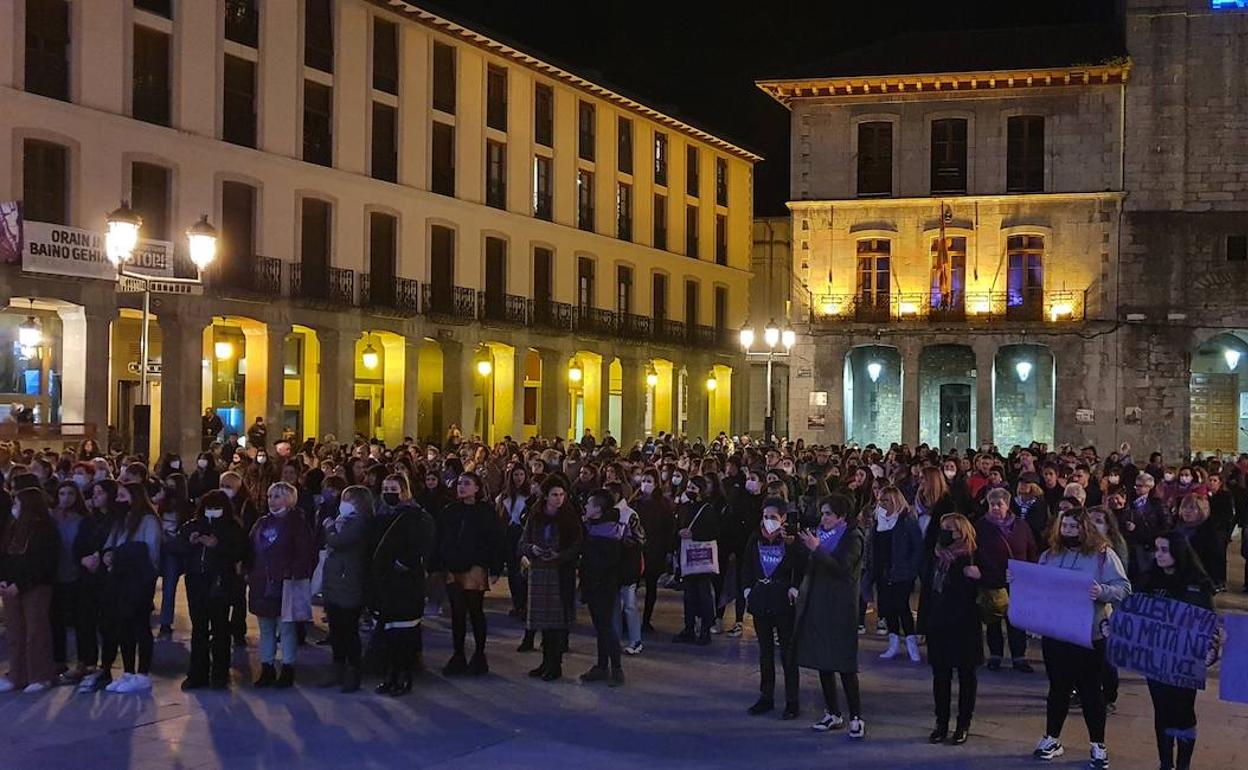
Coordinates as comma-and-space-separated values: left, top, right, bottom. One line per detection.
529, 299, 574, 332
290, 264, 355, 306
656, 319, 687, 346
360, 274, 420, 316
422, 284, 477, 320
479, 291, 529, 325
210, 255, 283, 297
811, 289, 1086, 324
618, 313, 653, 341
576, 307, 618, 337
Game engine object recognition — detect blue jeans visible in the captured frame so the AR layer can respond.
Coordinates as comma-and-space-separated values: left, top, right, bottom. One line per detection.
159, 549, 184, 628
614, 583, 641, 646
257, 617, 298, 665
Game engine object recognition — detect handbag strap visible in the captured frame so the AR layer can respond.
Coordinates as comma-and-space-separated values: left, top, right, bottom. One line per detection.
371, 508, 406, 564
688, 503, 710, 533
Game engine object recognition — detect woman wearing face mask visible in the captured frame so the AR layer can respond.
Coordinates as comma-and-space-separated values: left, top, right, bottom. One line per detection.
0, 488, 60, 694
177, 490, 245, 690
434, 472, 504, 677
1137, 532, 1220, 770
721, 469, 766, 638
632, 469, 674, 634
317, 483, 370, 692
72, 481, 122, 693
98, 482, 161, 693
742, 499, 803, 719
867, 486, 924, 663
498, 464, 535, 623
521, 476, 584, 681
1174, 494, 1220, 587
793, 493, 866, 739
368, 476, 435, 695
924, 513, 982, 745
48, 481, 97, 686
974, 487, 1039, 672
673, 476, 720, 645
1012, 473, 1052, 547
156, 473, 193, 641
188, 452, 220, 501
1024, 508, 1130, 769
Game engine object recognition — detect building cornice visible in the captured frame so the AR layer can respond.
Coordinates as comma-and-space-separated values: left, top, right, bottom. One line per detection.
787, 191, 1127, 210
756, 63, 1130, 108
374, 1, 764, 163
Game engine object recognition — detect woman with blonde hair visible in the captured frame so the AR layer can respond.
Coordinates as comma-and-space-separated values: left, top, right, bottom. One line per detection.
866, 486, 924, 662
924, 513, 982, 745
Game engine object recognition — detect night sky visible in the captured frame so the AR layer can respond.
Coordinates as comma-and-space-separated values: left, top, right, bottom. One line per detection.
422, 0, 1120, 215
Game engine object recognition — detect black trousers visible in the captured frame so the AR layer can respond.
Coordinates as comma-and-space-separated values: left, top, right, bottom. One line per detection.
116, 610, 153, 675
878, 579, 915, 636
230, 583, 248, 639
51, 581, 97, 668
380, 624, 421, 676
1148, 679, 1198, 769
1042, 637, 1107, 744
682, 574, 716, 635
1102, 658, 1120, 705
642, 571, 662, 628
933, 665, 977, 728
753, 612, 799, 706
448, 585, 486, 654
820, 670, 862, 718
505, 524, 527, 612
586, 586, 621, 668
187, 590, 232, 683
985, 616, 1028, 660
326, 603, 362, 667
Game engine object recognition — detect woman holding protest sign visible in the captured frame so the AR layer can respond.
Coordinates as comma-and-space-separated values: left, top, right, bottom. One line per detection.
1136, 532, 1219, 770
1023, 507, 1130, 770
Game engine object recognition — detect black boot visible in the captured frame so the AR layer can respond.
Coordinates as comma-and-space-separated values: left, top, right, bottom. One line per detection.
275, 664, 296, 689
467, 650, 489, 676
442, 651, 468, 676
1175, 737, 1195, 770
375, 669, 398, 695
949, 723, 969, 745
1156, 729, 1175, 770
340, 665, 361, 694
253, 663, 276, 688
389, 672, 413, 697
929, 723, 949, 744
542, 645, 563, 681
517, 630, 536, 652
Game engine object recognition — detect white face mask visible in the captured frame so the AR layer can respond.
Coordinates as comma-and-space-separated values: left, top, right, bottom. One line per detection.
170, 460, 181, 469
762, 518, 782, 535
1106, 475, 1119, 485
73, 474, 90, 488
1164, 473, 1176, 482
943, 469, 956, 480
222, 487, 237, 499
338, 502, 356, 517
204, 507, 224, 520
94, 470, 108, 481
745, 479, 761, 494
256, 455, 267, 465
671, 475, 683, 486
198, 458, 209, 469
640, 481, 655, 494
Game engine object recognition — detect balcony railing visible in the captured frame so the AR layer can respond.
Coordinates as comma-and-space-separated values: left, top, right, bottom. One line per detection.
529, 299, 574, 332
576, 306, 618, 337
619, 313, 653, 341
291, 264, 354, 305
479, 292, 528, 325
656, 319, 687, 346
423, 284, 477, 320
210, 255, 283, 297
812, 289, 1087, 324
361, 274, 420, 316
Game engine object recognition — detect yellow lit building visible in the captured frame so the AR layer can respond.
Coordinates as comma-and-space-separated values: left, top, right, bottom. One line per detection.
0, 0, 757, 457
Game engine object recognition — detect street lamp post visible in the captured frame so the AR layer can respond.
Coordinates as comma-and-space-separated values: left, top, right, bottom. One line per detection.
740, 318, 794, 442
107, 205, 218, 458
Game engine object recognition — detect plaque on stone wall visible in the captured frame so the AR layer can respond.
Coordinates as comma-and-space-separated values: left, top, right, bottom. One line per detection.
797, 367, 813, 378
1075, 408, 1095, 425
809, 391, 828, 406
807, 413, 826, 429
1124, 406, 1142, 424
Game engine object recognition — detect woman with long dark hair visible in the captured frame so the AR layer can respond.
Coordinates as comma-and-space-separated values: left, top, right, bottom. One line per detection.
178, 489, 246, 690
520, 475, 583, 681
0, 487, 59, 693
435, 471, 503, 676
498, 463, 534, 621
48, 481, 97, 685
99, 482, 161, 693
633, 468, 674, 634
156, 472, 193, 640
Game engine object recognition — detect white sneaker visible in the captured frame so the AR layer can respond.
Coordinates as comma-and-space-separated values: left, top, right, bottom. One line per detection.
623, 642, 643, 655
709, 620, 723, 635
879, 633, 901, 660
105, 673, 134, 693
812, 711, 844, 732
726, 622, 743, 637
848, 717, 866, 740
1033, 735, 1064, 761
1088, 742, 1109, 769
875, 618, 887, 636
0, 677, 15, 693
22, 681, 50, 694
116, 673, 152, 693
76, 672, 101, 694
905, 635, 922, 663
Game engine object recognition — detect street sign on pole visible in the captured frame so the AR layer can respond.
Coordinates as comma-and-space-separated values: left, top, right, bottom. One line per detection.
117, 275, 203, 295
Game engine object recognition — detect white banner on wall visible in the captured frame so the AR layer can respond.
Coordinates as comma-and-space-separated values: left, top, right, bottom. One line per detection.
22, 220, 173, 280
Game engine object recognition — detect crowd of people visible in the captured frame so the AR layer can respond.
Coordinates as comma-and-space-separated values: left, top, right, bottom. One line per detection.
0, 428, 1241, 770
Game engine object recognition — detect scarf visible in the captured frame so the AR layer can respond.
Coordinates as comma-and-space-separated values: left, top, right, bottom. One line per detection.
874, 509, 899, 532
818, 522, 848, 554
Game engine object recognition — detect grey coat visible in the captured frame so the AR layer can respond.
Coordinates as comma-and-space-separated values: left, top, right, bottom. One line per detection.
794, 525, 865, 673
321, 512, 369, 609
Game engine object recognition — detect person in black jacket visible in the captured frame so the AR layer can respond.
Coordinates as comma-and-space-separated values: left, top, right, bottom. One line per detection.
742, 498, 803, 719
579, 489, 626, 687
221, 471, 258, 646
633, 469, 674, 634
925, 513, 983, 746
435, 471, 503, 676
720, 470, 764, 637
177, 489, 246, 690
188, 452, 220, 502
0, 487, 60, 693
672, 475, 721, 645
370, 475, 436, 696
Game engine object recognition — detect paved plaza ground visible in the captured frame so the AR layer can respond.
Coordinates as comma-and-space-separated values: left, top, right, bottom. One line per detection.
2, 552, 1247, 769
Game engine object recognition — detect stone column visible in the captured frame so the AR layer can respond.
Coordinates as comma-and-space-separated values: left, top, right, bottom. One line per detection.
730, 362, 749, 439
540, 348, 571, 440
671, 366, 684, 438
265, 322, 292, 440
900, 338, 921, 446
686, 362, 709, 442
619, 356, 644, 446
402, 336, 423, 443
511, 347, 528, 440
83, 307, 118, 449
441, 339, 477, 440
973, 339, 996, 448
599, 354, 614, 440
318, 328, 357, 443
158, 309, 208, 461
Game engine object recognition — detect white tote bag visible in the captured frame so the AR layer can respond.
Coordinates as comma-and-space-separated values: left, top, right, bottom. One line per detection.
678, 504, 719, 576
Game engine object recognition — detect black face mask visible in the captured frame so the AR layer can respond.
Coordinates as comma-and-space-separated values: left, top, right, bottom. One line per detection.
382, 492, 401, 507
938, 530, 957, 547
1061, 535, 1081, 549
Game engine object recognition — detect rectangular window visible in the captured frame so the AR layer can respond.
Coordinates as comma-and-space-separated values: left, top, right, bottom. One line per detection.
716, 157, 728, 206
431, 121, 455, 196
618, 117, 633, 174
304, 0, 333, 73
369, 212, 397, 302
223, 54, 257, 148
653, 194, 667, 250
24, 0, 70, 101
373, 18, 398, 94
1007, 115, 1045, 193
654, 132, 668, 185
301, 199, 331, 300
577, 257, 595, 309
534, 83, 554, 147
616, 183, 632, 241
617, 265, 632, 315
652, 273, 668, 321
577, 170, 594, 231
303, 81, 333, 166
930, 118, 968, 193
131, 161, 170, 240
371, 102, 397, 182
224, 0, 259, 48
486, 65, 507, 131
686, 145, 699, 197
432, 41, 456, 114
714, 286, 728, 331
220, 180, 256, 285
430, 225, 454, 293
714, 214, 727, 265
486, 140, 506, 209
132, 25, 170, 126
1229, 235, 1248, 262
135, 0, 171, 17
855, 238, 891, 305
483, 237, 507, 319
578, 101, 595, 161
685, 205, 699, 258
929, 236, 967, 310
22, 139, 68, 225
857, 121, 892, 196
684, 280, 699, 328
533, 155, 553, 220
1006, 234, 1045, 310
533, 246, 553, 302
